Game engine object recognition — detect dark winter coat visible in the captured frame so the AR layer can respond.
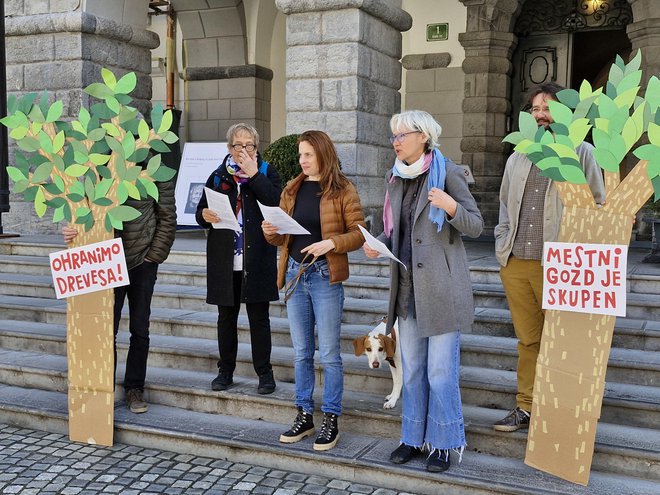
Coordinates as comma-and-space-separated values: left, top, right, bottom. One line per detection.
120, 178, 177, 270
196, 154, 282, 304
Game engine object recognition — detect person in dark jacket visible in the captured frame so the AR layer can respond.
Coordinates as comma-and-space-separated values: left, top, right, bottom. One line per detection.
63, 175, 177, 414
196, 123, 282, 395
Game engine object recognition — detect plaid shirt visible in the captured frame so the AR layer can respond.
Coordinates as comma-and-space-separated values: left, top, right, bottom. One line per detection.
512, 165, 549, 261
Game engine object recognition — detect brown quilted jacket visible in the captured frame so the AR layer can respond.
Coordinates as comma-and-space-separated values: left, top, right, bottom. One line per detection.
265, 173, 366, 288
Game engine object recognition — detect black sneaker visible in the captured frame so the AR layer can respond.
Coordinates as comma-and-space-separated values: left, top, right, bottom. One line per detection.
257, 370, 276, 395
125, 388, 148, 414
211, 370, 233, 391
427, 449, 450, 473
313, 412, 339, 451
280, 407, 315, 443
493, 407, 530, 432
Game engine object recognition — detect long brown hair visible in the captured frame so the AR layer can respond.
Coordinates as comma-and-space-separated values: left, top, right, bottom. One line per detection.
297, 130, 349, 199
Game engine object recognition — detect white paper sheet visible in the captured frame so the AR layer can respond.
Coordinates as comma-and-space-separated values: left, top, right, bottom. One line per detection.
257, 201, 310, 235
204, 187, 241, 231
358, 225, 406, 270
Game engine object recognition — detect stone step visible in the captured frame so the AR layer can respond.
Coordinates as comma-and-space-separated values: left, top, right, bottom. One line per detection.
0, 352, 659, 484
4, 385, 659, 495
1, 320, 659, 429
1, 291, 659, 355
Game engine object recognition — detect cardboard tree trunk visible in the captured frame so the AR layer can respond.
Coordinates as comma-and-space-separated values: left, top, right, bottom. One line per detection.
503, 51, 660, 485
1, 69, 177, 446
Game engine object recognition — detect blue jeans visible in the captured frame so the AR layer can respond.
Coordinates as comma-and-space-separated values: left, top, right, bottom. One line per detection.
398, 315, 465, 452
285, 257, 345, 416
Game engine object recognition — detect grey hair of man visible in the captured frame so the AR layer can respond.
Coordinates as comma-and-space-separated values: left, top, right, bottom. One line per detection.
390, 110, 442, 151
226, 123, 260, 148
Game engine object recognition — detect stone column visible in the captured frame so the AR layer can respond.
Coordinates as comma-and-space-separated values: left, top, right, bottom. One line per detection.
4, 0, 158, 234
627, 0, 660, 86
275, 0, 412, 232
458, 0, 520, 235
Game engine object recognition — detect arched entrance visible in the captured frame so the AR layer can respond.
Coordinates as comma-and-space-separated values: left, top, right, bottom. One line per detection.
510, 0, 633, 119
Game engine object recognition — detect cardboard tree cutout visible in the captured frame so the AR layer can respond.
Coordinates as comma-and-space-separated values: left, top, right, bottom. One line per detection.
503, 51, 660, 485
1, 69, 177, 446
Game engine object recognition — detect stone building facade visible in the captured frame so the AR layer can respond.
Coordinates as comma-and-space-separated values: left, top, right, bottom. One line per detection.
2, 0, 659, 235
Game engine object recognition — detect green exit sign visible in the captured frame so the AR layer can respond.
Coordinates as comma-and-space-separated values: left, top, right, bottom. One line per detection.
426, 23, 448, 42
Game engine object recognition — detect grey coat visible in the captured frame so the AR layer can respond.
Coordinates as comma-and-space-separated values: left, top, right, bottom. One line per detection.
378, 160, 483, 337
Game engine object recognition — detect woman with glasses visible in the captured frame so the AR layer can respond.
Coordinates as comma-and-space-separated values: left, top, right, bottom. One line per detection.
363, 110, 483, 472
262, 130, 365, 451
196, 123, 282, 395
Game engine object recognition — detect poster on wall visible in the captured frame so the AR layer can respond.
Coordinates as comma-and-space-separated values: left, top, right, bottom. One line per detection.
175, 142, 229, 225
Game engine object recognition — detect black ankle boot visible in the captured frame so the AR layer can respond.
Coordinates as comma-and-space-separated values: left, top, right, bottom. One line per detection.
279, 407, 314, 443
427, 449, 450, 473
313, 412, 339, 451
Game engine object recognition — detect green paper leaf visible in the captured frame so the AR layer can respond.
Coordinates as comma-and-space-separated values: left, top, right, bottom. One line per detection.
7, 166, 28, 182
614, 86, 639, 110
31, 162, 52, 183
593, 148, 620, 172
540, 167, 566, 182
52, 154, 65, 171
101, 68, 117, 90
149, 139, 170, 153
117, 182, 128, 203
518, 111, 538, 141
158, 110, 173, 134
102, 123, 121, 137
579, 80, 593, 100
122, 132, 136, 159
52, 130, 65, 153
34, 188, 47, 217
46, 100, 64, 123
568, 119, 591, 148
146, 154, 162, 175
128, 147, 149, 164
43, 182, 63, 195
9, 127, 29, 140
54, 175, 65, 192
84, 176, 95, 201
624, 49, 642, 75
91, 102, 115, 119
123, 181, 141, 199
150, 104, 164, 135
107, 212, 123, 231
85, 83, 114, 100
115, 72, 137, 95
557, 89, 579, 109
161, 130, 178, 144
124, 165, 142, 182
106, 96, 120, 115
89, 153, 111, 165
548, 100, 573, 127
549, 123, 569, 136
87, 127, 106, 142
502, 131, 524, 145
79, 107, 91, 129
560, 165, 587, 184
608, 62, 625, 88
97, 166, 112, 179
139, 178, 159, 200
95, 178, 114, 199
651, 175, 660, 202
93, 197, 113, 207
67, 193, 84, 203
110, 204, 141, 222
634, 144, 659, 161
649, 122, 660, 145
151, 165, 176, 182
12, 180, 29, 193
38, 131, 53, 154
536, 156, 562, 170
65, 164, 90, 177
105, 136, 124, 156
75, 206, 92, 218
138, 119, 150, 143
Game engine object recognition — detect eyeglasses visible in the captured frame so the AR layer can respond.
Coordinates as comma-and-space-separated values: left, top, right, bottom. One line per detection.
530, 107, 550, 114
388, 131, 421, 144
230, 144, 256, 152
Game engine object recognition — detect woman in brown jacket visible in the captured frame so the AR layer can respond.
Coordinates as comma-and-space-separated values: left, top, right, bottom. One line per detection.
262, 130, 365, 451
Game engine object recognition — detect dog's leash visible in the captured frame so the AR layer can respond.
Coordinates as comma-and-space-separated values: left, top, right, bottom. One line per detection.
283, 253, 319, 303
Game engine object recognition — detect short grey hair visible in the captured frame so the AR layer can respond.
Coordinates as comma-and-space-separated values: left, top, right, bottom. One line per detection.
390, 110, 442, 150
226, 123, 260, 147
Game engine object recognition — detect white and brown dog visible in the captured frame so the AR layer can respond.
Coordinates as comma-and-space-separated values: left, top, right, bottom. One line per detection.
352, 318, 402, 409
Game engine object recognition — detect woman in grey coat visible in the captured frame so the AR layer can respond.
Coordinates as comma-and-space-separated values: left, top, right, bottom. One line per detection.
364, 110, 483, 472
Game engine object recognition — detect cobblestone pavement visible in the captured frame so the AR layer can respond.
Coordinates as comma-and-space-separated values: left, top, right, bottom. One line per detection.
0, 424, 415, 495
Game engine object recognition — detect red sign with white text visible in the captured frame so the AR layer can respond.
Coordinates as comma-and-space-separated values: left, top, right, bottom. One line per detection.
542, 242, 627, 317
49, 238, 129, 299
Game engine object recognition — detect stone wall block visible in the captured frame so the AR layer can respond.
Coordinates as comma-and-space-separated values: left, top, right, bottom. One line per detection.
185, 38, 219, 67
202, 8, 243, 38
286, 111, 326, 135
188, 80, 220, 101
187, 100, 208, 121
359, 12, 402, 59
230, 98, 257, 119
366, 48, 402, 89
321, 9, 360, 43
218, 78, 256, 99
325, 44, 360, 77
406, 70, 436, 93
287, 12, 322, 45
406, 92, 463, 116
460, 136, 507, 154
207, 100, 230, 120
356, 112, 391, 145
188, 120, 220, 141
6, 66, 24, 92
25, 0, 49, 15
93, 15, 133, 45
54, 33, 82, 60
321, 77, 357, 111
54, 89, 84, 117
286, 46, 321, 78
357, 78, 400, 115
5, 0, 24, 16
217, 37, 247, 66
176, 11, 204, 39
51, 0, 81, 13
6, 35, 55, 64
324, 111, 358, 142
287, 79, 322, 111
80, 34, 118, 67
117, 44, 151, 73
334, 143, 358, 175
24, 61, 83, 91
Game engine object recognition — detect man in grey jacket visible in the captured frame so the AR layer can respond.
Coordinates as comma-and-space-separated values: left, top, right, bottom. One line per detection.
493, 82, 605, 432
63, 177, 177, 414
